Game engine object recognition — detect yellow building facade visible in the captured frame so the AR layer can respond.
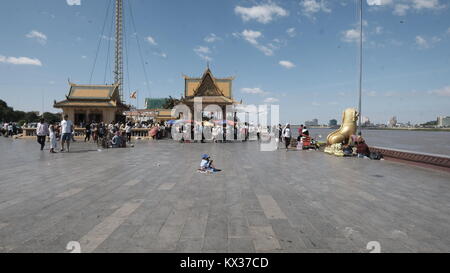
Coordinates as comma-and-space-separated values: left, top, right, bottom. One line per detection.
54, 83, 129, 125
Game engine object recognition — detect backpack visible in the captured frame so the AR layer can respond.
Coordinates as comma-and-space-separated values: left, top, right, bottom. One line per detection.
369, 152, 383, 160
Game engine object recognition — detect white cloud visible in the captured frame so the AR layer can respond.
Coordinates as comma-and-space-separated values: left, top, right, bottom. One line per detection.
412, 0, 445, 10
194, 46, 212, 61
415, 35, 441, 49
393, 4, 410, 15
204, 33, 221, 43
341, 28, 364, 43
241, 87, 269, 95
146, 36, 157, 46
428, 86, 450, 96
66, 0, 81, 6
279, 60, 296, 69
367, 0, 393, 6
154, 52, 167, 59
374, 26, 383, 34
238, 29, 274, 56
300, 0, 331, 18
194, 46, 211, 55
241, 29, 262, 45
286, 28, 297, 38
235, 3, 288, 24
264, 97, 279, 103
370, 0, 446, 16
81, 55, 87, 59
26, 30, 47, 45
0, 55, 42, 66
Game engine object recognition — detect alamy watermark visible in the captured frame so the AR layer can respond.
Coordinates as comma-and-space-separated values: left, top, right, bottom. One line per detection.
170, 98, 279, 151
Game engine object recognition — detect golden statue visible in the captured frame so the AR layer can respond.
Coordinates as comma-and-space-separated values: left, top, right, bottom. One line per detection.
327, 108, 359, 145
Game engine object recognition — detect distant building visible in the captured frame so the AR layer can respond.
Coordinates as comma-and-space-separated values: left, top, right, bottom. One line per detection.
362, 116, 372, 127
388, 116, 397, 128
54, 83, 129, 125
329, 119, 338, 127
305, 119, 319, 127
437, 116, 450, 127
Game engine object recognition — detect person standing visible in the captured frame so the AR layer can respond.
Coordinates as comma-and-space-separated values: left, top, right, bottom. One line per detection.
36, 119, 49, 151
283, 123, 292, 151
84, 122, 91, 142
8, 122, 13, 137
278, 124, 283, 143
297, 125, 304, 142
49, 123, 58, 153
125, 122, 132, 143
60, 114, 74, 152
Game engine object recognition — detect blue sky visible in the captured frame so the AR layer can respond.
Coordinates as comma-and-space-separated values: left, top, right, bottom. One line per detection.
0, 0, 449, 124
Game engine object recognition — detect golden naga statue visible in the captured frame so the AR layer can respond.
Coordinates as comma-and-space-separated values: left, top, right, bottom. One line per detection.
327, 108, 359, 145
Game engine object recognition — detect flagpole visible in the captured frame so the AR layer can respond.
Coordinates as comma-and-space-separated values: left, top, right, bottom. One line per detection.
358, 0, 363, 135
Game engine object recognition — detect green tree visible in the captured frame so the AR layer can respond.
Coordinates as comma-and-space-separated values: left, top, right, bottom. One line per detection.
43, 112, 61, 124
162, 96, 180, 109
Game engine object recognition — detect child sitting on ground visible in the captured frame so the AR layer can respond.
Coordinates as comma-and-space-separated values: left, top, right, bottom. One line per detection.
198, 154, 221, 173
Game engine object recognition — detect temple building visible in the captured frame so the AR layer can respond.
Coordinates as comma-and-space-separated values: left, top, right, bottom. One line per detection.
181, 67, 240, 119
54, 83, 129, 125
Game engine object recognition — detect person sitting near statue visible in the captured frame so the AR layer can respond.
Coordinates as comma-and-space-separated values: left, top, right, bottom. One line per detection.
356, 137, 370, 158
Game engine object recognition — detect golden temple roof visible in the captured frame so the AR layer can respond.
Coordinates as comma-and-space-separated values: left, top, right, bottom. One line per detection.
184, 67, 234, 99
54, 83, 129, 110
67, 83, 119, 100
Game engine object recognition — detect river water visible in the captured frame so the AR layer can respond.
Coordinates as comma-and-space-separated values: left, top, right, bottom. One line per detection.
289, 127, 450, 157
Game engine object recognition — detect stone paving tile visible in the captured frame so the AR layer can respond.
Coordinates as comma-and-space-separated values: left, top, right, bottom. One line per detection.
0, 138, 449, 253
176, 237, 203, 253
228, 237, 255, 253
249, 226, 281, 252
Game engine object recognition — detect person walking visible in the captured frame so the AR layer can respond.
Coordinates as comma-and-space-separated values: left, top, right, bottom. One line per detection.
282, 123, 292, 151
49, 123, 58, 153
36, 119, 49, 151
60, 114, 74, 152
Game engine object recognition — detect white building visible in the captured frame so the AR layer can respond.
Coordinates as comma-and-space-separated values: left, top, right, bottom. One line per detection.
437, 116, 450, 127
388, 116, 397, 128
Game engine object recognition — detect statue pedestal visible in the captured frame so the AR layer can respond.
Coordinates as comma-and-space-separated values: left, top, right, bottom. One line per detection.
324, 144, 345, 157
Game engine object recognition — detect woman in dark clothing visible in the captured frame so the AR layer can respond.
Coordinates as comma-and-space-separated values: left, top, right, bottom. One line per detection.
356, 139, 370, 158
84, 123, 91, 142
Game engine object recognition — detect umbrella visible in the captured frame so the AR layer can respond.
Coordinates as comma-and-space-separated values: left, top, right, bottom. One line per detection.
167, 120, 177, 125
213, 120, 235, 126
175, 119, 194, 124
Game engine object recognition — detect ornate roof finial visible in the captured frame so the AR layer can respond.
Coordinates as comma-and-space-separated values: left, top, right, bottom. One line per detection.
207, 61, 210, 70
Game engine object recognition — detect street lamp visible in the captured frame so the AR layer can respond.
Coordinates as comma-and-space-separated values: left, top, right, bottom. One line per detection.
358, 0, 363, 135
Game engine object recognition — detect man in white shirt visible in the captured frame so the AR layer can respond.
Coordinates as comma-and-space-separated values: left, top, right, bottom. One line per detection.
36, 118, 49, 151
60, 114, 74, 152
282, 123, 292, 150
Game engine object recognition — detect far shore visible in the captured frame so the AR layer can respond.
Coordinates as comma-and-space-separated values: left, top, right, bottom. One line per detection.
293, 126, 450, 132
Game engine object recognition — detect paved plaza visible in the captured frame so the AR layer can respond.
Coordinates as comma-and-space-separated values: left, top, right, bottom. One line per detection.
0, 137, 449, 253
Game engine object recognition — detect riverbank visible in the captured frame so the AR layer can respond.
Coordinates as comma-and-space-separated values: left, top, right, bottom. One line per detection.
294, 126, 450, 132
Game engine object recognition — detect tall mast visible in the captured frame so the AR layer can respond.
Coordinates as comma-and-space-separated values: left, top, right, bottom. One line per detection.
114, 0, 124, 102
358, 0, 363, 134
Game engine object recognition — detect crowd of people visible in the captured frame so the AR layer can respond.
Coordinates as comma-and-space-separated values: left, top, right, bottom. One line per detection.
0, 122, 19, 137
4, 116, 374, 159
